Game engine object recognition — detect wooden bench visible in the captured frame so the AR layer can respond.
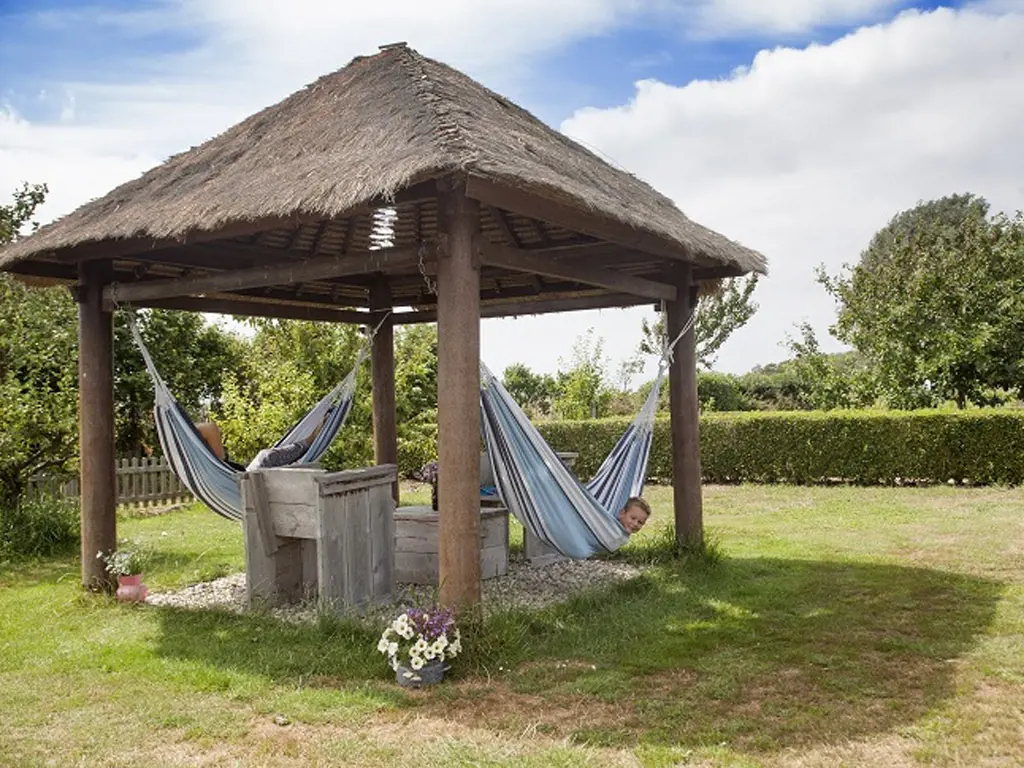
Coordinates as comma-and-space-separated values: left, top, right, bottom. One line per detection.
239, 464, 397, 612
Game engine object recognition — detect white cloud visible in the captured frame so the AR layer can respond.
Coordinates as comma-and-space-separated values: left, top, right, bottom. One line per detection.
559, 5, 1024, 374
4, 1, 1024, 382
683, 0, 907, 36
1, 0, 646, 225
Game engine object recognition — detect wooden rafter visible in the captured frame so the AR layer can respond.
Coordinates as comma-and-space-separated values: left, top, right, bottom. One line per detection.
102, 246, 421, 306
485, 205, 522, 248
465, 175, 720, 268
479, 242, 676, 301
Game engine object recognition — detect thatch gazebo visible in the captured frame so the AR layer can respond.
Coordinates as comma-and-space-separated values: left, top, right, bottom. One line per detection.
0, 42, 767, 607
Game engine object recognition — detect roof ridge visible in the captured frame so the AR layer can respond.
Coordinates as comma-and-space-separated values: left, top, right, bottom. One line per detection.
392, 45, 475, 169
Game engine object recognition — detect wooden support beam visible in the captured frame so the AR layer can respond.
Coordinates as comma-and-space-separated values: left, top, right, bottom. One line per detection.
436, 183, 482, 609
370, 279, 399, 503
103, 246, 420, 305
77, 261, 117, 592
480, 242, 676, 301
390, 291, 647, 324
138, 287, 650, 326
135, 296, 373, 324
7, 260, 78, 284
692, 265, 748, 280
667, 264, 703, 549
466, 176, 718, 267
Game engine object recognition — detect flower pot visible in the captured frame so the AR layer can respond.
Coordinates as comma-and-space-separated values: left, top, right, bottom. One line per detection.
395, 659, 448, 688
116, 574, 148, 603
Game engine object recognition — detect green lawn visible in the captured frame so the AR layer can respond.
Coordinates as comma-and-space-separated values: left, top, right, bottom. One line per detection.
1, 483, 1022, 767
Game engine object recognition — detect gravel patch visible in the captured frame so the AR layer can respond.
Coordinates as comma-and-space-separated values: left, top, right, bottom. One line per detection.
146, 556, 645, 624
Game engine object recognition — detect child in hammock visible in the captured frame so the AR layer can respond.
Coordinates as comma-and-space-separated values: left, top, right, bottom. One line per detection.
618, 496, 651, 535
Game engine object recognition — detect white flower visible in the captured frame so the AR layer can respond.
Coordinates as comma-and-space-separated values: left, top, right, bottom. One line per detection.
390, 657, 399, 671
430, 639, 446, 656
387, 642, 398, 656
412, 638, 428, 655
377, 637, 390, 654
410, 655, 424, 670
400, 625, 415, 640
424, 646, 436, 661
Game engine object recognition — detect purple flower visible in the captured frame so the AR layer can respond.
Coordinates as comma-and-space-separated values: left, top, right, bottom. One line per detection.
419, 461, 439, 484
404, 606, 456, 641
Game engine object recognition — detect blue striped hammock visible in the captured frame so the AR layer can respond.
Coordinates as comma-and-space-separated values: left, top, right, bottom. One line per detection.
480, 362, 663, 558
479, 310, 694, 559
129, 314, 366, 521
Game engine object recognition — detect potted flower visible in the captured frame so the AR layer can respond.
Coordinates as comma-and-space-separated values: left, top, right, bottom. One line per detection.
377, 606, 461, 687
97, 544, 149, 603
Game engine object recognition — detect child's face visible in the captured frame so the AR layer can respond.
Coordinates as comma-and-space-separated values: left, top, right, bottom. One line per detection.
618, 504, 649, 534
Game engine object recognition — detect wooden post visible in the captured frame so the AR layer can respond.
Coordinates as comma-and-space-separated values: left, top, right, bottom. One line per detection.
436, 180, 482, 608
667, 264, 703, 549
370, 279, 399, 503
77, 260, 117, 591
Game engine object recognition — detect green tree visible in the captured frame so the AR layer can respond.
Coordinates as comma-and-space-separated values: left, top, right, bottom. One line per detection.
213, 320, 444, 476
502, 362, 557, 417
114, 310, 247, 455
553, 329, 613, 420
0, 183, 80, 504
639, 274, 760, 369
783, 323, 878, 410
819, 194, 1024, 408
0, 182, 47, 242
215, 319, 372, 469
393, 324, 439, 474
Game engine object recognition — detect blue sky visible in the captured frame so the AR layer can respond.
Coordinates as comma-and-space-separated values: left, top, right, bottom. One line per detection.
533, 0, 955, 112
1, 0, 1020, 379
1, 0, 964, 124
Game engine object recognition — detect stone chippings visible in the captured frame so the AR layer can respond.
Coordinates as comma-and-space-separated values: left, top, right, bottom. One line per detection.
145, 556, 645, 624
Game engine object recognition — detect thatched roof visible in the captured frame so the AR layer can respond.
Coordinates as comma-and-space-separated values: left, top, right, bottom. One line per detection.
0, 43, 767, 276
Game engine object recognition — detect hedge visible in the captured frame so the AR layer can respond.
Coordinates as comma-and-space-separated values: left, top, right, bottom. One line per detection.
537, 409, 1024, 486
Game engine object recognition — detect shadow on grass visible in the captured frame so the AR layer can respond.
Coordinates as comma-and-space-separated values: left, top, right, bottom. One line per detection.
140, 550, 240, 585
502, 557, 1004, 751
149, 556, 1003, 752
152, 604, 387, 683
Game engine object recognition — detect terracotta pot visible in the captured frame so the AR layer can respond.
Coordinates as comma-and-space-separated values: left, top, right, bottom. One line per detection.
116, 574, 149, 603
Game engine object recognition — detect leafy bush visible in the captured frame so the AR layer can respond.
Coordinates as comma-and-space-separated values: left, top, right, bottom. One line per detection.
698, 372, 752, 412
0, 494, 80, 558
538, 409, 1024, 486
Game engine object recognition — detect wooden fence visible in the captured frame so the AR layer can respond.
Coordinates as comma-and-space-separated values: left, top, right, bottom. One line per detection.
26, 457, 194, 508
